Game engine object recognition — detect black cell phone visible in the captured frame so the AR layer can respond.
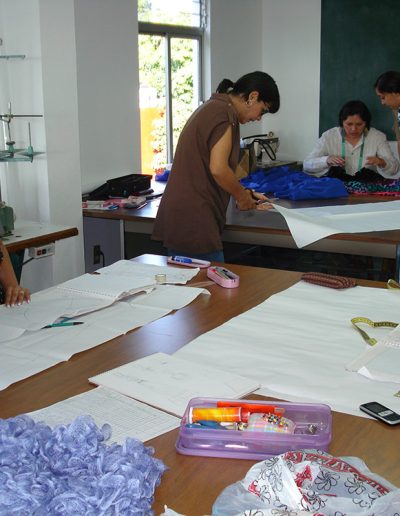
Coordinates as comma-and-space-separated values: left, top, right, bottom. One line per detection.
359, 401, 400, 425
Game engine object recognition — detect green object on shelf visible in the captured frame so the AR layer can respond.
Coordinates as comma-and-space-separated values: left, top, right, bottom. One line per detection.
0, 204, 14, 236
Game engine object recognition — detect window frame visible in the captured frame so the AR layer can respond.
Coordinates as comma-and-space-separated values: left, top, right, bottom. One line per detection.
139, 21, 204, 164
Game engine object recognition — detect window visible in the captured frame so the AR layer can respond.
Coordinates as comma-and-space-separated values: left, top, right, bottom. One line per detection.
138, 0, 205, 175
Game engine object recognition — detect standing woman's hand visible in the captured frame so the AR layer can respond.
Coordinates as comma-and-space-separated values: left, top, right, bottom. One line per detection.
235, 188, 258, 210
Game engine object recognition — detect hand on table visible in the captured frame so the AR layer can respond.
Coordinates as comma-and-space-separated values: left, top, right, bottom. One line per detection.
4, 286, 31, 307
236, 189, 273, 211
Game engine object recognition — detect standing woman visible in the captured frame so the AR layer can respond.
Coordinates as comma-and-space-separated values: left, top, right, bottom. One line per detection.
152, 71, 280, 262
374, 71, 400, 156
0, 239, 30, 306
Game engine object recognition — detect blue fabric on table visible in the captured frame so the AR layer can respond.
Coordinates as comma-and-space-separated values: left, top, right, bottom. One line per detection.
240, 167, 348, 200
0, 414, 167, 515
155, 169, 170, 182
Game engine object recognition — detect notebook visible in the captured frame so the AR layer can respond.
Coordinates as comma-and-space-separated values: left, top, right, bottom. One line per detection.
57, 273, 154, 301
89, 352, 261, 417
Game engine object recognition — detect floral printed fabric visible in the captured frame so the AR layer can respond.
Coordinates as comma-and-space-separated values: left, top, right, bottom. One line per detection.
0, 414, 167, 515
213, 450, 400, 515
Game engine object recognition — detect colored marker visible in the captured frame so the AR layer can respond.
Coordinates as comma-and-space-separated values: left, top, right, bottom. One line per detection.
171, 256, 193, 264
216, 401, 285, 415
44, 322, 84, 328
189, 407, 242, 423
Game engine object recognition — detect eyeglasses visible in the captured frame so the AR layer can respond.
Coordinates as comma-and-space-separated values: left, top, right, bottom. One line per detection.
260, 103, 270, 116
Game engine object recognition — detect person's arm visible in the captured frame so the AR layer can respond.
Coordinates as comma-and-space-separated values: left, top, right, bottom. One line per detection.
0, 240, 30, 306
209, 125, 268, 210
303, 132, 343, 176
365, 131, 400, 179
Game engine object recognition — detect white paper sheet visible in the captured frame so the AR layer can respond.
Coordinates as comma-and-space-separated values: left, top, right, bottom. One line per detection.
0, 275, 154, 333
176, 282, 400, 417
273, 200, 400, 247
0, 260, 200, 337
0, 285, 208, 391
89, 352, 261, 417
28, 386, 180, 444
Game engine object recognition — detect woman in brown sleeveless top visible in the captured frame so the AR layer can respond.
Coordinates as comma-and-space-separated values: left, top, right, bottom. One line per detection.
152, 71, 280, 262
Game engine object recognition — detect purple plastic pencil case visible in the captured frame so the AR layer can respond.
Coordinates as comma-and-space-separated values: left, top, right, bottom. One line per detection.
176, 397, 332, 460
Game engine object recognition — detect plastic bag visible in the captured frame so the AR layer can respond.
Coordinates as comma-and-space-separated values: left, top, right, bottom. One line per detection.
212, 449, 400, 515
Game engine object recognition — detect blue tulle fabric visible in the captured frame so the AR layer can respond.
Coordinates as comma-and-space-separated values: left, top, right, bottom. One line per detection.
0, 415, 167, 515
241, 167, 348, 200
154, 169, 170, 182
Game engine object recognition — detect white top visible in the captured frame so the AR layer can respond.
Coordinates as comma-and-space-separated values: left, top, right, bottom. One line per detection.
303, 127, 400, 179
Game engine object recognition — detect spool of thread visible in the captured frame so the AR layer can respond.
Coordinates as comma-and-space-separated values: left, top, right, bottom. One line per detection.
155, 273, 166, 284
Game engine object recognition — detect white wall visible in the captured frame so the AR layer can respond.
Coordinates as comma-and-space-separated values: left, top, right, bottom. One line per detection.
260, 0, 321, 161
206, 0, 321, 157
206, 0, 265, 137
0, 0, 46, 223
74, 0, 141, 194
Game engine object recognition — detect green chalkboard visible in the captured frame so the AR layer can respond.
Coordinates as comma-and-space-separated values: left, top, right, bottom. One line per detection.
320, 0, 400, 138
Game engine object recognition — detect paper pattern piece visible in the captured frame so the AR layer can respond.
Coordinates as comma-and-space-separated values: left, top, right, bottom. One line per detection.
0, 273, 154, 333
273, 200, 400, 247
346, 324, 400, 384
29, 386, 180, 444
176, 282, 400, 418
0, 260, 200, 335
0, 284, 208, 391
89, 352, 261, 417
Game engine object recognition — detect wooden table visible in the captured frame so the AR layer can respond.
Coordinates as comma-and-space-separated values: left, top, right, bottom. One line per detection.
2, 219, 78, 253
83, 192, 400, 278
0, 255, 398, 514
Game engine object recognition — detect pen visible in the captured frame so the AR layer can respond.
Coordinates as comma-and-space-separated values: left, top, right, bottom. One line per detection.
43, 322, 84, 328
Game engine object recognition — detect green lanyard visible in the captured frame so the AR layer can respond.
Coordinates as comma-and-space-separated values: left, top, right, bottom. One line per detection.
341, 132, 365, 171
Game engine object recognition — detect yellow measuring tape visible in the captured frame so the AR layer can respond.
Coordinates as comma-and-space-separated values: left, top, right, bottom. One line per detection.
351, 317, 398, 346
387, 278, 400, 290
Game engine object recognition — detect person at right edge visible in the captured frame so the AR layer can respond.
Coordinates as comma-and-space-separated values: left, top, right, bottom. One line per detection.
374, 70, 400, 158
152, 71, 280, 262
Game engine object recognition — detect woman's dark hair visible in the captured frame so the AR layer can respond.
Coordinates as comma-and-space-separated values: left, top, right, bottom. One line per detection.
216, 71, 280, 113
338, 100, 371, 129
374, 71, 400, 94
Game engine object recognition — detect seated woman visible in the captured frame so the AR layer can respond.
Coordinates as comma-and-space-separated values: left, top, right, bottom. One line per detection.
0, 239, 30, 306
303, 100, 400, 181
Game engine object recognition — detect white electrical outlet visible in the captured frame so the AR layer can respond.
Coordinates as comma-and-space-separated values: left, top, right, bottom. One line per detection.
28, 243, 55, 259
